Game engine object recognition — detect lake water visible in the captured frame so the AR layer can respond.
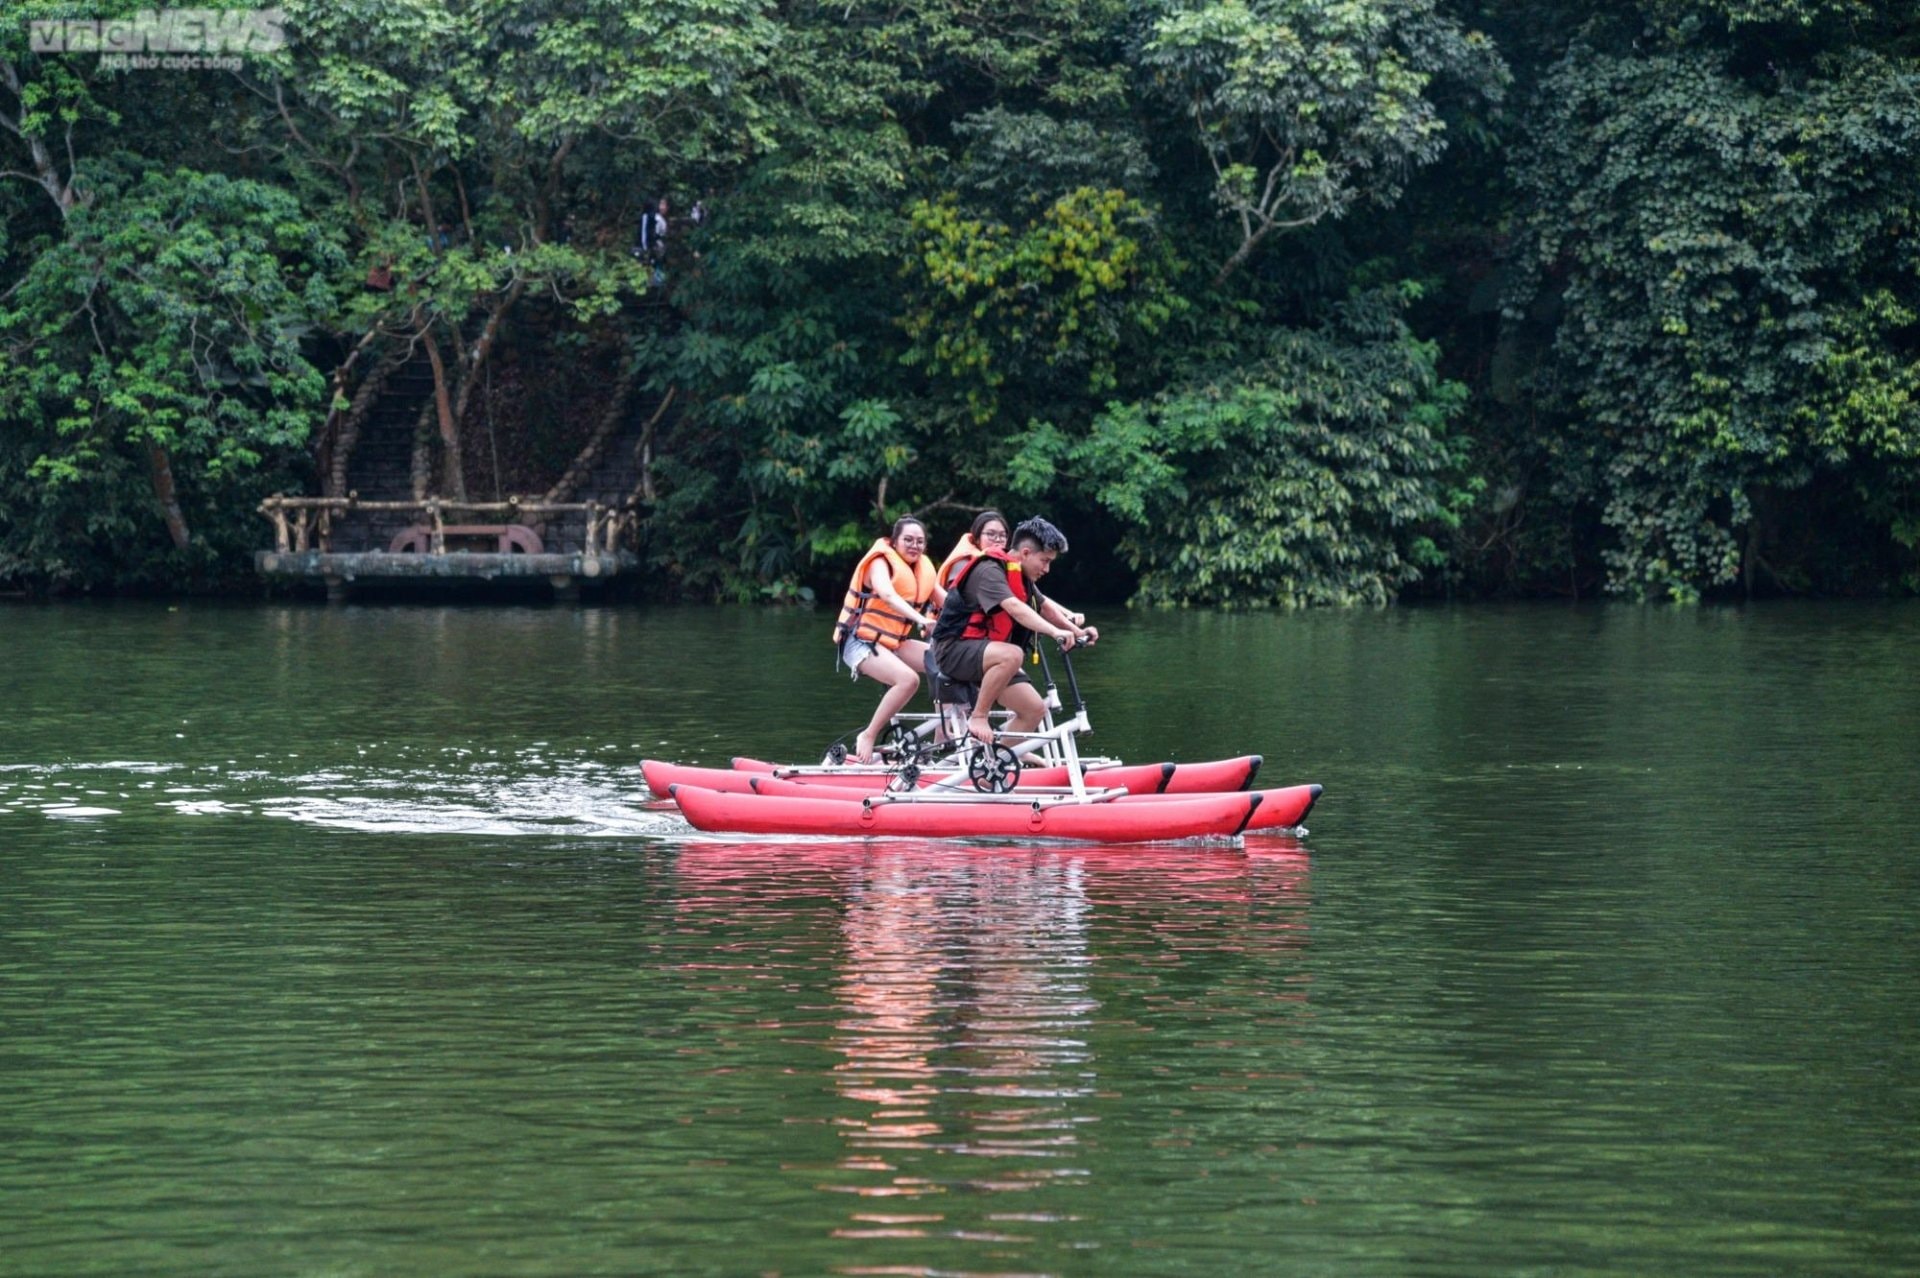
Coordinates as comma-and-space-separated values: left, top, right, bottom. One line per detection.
2, 601, 1916, 1275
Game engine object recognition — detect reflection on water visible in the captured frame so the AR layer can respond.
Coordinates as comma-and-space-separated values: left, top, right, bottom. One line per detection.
827, 854, 1095, 1207
671, 842, 1310, 1274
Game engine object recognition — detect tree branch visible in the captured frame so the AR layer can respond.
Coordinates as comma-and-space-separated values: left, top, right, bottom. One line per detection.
0, 61, 75, 217
273, 80, 361, 206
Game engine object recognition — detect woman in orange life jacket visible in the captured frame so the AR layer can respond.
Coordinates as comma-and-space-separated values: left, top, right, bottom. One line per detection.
831, 516, 947, 763
929, 515, 1098, 746
936, 510, 1009, 591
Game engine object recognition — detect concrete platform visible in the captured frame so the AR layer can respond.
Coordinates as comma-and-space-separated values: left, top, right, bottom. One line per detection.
255, 550, 638, 601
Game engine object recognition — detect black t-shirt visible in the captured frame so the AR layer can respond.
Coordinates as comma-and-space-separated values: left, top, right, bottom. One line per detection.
932, 559, 1041, 648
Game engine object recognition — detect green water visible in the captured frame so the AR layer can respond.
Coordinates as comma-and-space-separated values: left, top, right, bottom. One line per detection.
2, 601, 1916, 1275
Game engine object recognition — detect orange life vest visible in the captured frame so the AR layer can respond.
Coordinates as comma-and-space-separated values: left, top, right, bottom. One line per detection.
834, 539, 937, 650
930, 548, 1029, 646
937, 534, 985, 591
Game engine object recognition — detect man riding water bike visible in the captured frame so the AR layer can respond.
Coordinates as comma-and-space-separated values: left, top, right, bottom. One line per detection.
929, 516, 1098, 746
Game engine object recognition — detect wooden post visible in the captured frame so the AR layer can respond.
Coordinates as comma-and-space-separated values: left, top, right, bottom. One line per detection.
269, 498, 290, 553
429, 500, 445, 554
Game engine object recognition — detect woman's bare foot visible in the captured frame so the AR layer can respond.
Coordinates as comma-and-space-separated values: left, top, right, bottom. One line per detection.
853, 731, 876, 764
965, 717, 995, 746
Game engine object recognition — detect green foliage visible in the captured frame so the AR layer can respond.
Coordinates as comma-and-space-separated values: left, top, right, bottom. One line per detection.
1637, 0, 1894, 34
0, 164, 340, 587
901, 187, 1186, 423
1071, 290, 1470, 606
1139, 0, 1509, 281
949, 108, 1158, 212
1510, 44, 1920, 599
3, 0, 1915, 603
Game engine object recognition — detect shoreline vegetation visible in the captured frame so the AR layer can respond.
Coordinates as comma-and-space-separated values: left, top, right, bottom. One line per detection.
3, 1, 1917, 607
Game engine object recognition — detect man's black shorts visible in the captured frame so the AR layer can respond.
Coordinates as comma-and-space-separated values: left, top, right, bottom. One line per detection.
932, 638, 1032, 692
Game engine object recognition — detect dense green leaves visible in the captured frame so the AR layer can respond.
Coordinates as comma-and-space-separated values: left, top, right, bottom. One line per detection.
1509, 44, 1920, 599
2, 0, 1916, 601
0, 165, 339, 584
901, 188, 1185, 424
1139, 0, 1508, 283
1070, 290, 1469, 605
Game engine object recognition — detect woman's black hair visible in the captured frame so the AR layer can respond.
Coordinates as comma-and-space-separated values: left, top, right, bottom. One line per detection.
969, 510, 1008, 541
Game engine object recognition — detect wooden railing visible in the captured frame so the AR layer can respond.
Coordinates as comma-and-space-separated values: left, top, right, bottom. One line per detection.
258, 495, 641, 556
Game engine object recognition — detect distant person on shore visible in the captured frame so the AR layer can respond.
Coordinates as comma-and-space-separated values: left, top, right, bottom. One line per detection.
937, 510, 1008, 591
633, 197, 668, 264
832, 517, 947, 763
930, 516, 1097, 745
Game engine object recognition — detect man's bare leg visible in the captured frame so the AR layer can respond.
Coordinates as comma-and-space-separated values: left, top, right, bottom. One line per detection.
966, 641, 1024, 743
1000, 681, 1047, 735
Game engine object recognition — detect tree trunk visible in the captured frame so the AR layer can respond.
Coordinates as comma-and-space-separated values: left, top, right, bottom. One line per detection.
409, 399, 437, 502
419, 324, 466, 500
635, 386, 674, 505
534, 136, 577, 242
411, 153, 441, 253
448, 280, 526, 430
146, 441, 191, 550
427, 280, 527, 502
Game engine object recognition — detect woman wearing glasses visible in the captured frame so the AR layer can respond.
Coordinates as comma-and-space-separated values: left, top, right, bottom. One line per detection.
831, 516, 947, 763
937, 510, 1010, 589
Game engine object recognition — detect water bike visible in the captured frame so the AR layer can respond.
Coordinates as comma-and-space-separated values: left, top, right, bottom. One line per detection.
643, 638, 1254, 800
646, 641, 1322, 844
814, 637, 1124, 774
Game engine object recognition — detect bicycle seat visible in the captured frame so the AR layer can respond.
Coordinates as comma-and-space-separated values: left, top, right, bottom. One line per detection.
923, 645, 977, 708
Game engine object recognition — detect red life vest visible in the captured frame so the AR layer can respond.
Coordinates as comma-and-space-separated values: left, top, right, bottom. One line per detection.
834, 539, 937, 650
934, 548, 1029, 645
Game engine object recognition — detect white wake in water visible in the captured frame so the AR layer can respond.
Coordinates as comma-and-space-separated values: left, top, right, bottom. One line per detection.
0, 748, 687, 838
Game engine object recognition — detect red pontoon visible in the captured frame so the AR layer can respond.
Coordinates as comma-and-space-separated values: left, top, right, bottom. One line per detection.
671, 782, 1320, 843
741, 774, 1321, 833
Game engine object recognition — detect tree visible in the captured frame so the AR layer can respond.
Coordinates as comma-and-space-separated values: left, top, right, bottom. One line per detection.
900, 187, 1186, 427
1044, 287, 1470, 605
0, 164, 340, 583
1139, 0, 1508, 285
